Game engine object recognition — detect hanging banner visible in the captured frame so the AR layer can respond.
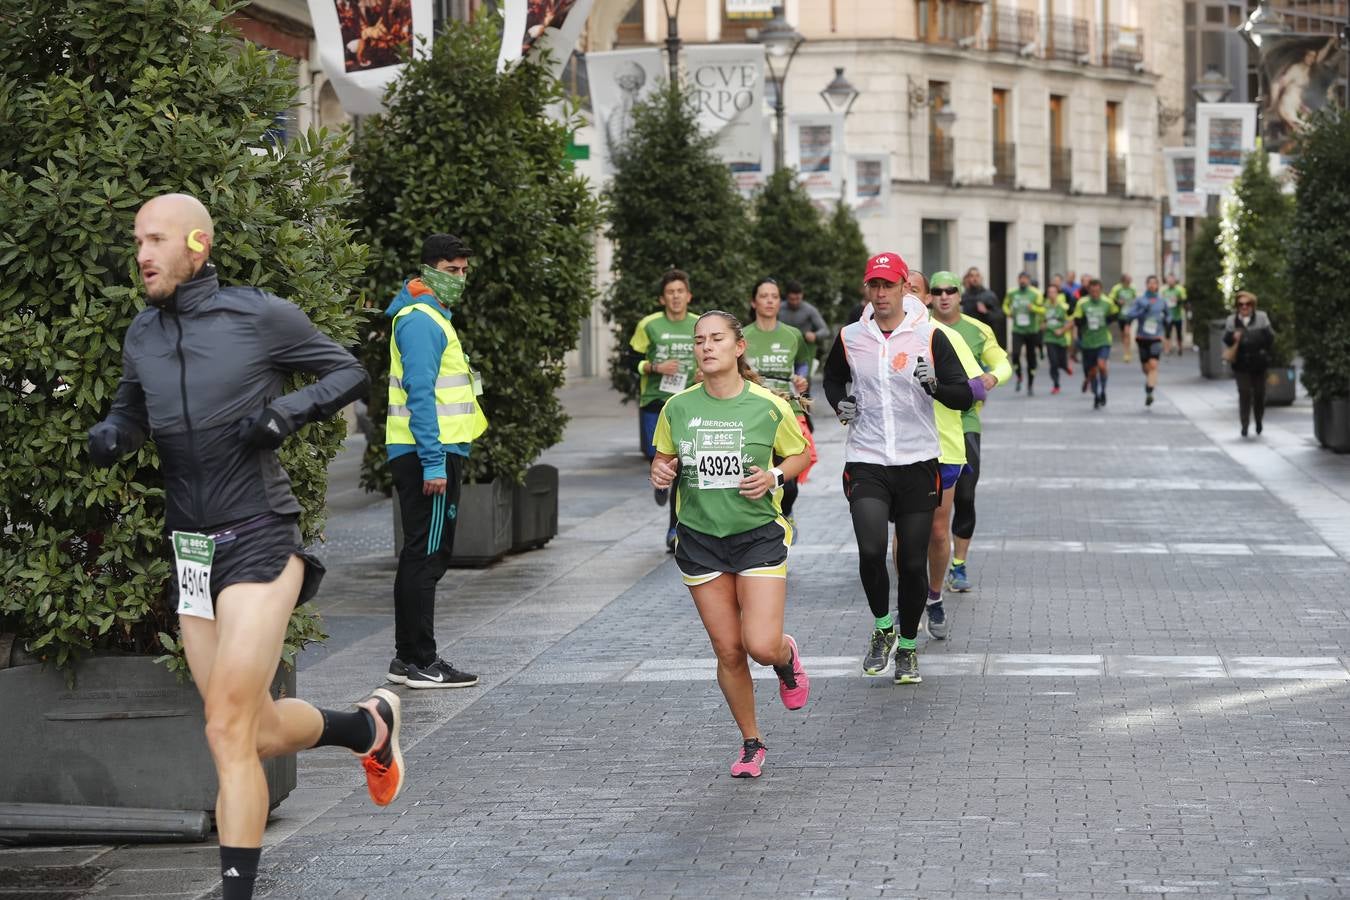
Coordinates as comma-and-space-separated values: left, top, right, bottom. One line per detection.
497, 0, 598, 76
729, 115, 776, 196
1162, 148, 1206, 217
848, 153, 890, 218
787, 113, 845, 195
1195, 102, 1257, 194
587, 48, 663, 175
725, 0, 775, 17
308, 0, 434, 115
1258, 34, 1345, 154
684, 44, 765, 167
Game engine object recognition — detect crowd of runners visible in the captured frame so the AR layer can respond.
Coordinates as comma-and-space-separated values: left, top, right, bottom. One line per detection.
635, 253, 1193, 778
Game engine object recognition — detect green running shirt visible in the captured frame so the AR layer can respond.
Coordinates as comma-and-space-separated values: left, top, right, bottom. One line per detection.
742, 322, 812, 414
630, 312, 697, 407
654, 381, 807, 538
1073, 297, 1120, 349
1003, 287, 1045, 335
1042, 298, 1071, 347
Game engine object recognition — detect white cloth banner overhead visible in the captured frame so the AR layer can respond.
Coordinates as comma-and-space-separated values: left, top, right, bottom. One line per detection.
788, 114, 845, 195
586, 48, 663, 175
1195, 102, 1257, 194
308, 0, 434, 115
1162, 148, 1207, 217
730, 116, 776, 196
497, 0, 597, 76
848, 153, 889, 218
683, 44, 766, 168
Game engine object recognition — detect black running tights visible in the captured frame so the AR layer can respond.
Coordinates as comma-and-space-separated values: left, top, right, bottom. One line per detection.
952, 432, 981, 541
850, 498, 933, 640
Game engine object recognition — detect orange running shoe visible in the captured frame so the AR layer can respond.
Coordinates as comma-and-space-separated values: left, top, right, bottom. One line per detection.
356, 688, 403, 807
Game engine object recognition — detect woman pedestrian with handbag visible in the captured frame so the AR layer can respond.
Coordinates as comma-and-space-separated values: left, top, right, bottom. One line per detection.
1222, 291, 1276, 437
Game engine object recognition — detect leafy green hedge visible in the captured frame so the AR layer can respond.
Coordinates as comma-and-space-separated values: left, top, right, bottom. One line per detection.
1289, 107, 1350, 401
1219, 147, 1294, 366
352, 14, 600, 490
603, 84, 754, 397
0, 0, 365, 671
1186, 216, 1224, 350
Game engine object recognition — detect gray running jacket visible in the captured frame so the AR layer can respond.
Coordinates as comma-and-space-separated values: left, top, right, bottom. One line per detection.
96, 266, 369, 531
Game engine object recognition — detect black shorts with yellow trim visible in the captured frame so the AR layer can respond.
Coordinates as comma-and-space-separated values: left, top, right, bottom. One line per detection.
673, 518, 792, 587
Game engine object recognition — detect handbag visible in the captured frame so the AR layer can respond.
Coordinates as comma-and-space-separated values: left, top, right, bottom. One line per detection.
1221, 341, 1238, 364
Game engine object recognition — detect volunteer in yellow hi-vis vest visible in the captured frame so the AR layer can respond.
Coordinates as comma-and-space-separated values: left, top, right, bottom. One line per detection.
384, 234, 487, 690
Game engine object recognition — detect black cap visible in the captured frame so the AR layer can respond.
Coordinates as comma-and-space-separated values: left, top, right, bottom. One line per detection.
420, 233, 473, 266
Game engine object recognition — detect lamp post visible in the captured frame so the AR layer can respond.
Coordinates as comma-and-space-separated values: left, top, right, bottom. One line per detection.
1238, 0, 1288, 135
1192, 64, 1234, 104
820, 67, 860, 116
662, 0, 682, 84
752, 5, 805, 171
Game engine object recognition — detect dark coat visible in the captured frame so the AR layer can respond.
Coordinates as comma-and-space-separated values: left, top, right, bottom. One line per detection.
1222, 310, 1275, 373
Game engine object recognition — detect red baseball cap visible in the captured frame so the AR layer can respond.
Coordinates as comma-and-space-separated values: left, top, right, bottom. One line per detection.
863, 252, 908, 284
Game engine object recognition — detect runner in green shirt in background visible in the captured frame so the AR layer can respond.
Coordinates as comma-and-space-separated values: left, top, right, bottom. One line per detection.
1002, 272, 1045, 395
742, 278, 814, 541
1041, 284, 1073, 394
1161, 274, 1188, 356
1075, 279, 1120, 409
627, 269, 697, 552
1109, 274, 1138, 362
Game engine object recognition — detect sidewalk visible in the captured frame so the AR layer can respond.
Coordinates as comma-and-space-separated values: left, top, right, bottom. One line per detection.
5, 355, 1350, 899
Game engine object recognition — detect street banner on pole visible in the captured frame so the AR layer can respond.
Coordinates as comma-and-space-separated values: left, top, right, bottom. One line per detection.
587, 48, 663, 175
684, 44, 765, 168
1163, 148, 1207, 217
1257, 34, 1345, 154
729, 116, 775, 196
497, 0, 598, 76
307, 0, 433, 115
725, 0, 775, 17
788, 113, 845, 195
1195, 102, 1257, 194
847, 153, 889, 218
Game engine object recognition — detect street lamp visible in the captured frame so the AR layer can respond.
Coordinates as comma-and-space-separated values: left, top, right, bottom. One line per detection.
752, 5, 805, 171
1239, 0, 1287, 135
820, 67, 859, 116
1192, 65, 1234, 104
662, 0, 682, 84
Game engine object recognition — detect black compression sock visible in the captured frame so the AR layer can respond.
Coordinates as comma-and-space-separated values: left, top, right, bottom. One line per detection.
220, 845, 261, 900
313, 707, 376, 753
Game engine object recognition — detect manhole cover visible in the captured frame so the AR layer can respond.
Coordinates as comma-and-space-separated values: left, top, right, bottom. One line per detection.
0, 864, 109, 891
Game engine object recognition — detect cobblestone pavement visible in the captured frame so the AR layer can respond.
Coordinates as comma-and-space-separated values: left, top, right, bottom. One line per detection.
5, 354, 1350, 899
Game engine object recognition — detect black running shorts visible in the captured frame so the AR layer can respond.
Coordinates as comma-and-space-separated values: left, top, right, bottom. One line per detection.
1135, 338, 1164, 361
167, 515, 325, 610
842, 459, 942, 519
674, 519, 791, 586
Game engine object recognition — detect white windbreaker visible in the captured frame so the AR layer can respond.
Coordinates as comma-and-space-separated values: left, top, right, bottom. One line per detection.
836, 295, 940, 466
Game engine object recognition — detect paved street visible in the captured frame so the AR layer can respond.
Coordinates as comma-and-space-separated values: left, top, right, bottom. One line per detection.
6, 354, 1350, 899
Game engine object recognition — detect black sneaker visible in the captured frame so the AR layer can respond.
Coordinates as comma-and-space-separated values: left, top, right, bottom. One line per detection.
893, 647, 922, 685
406, 658, 479, 689
862, 627, 896, 676
654, 486, 669, 507
386, 658, 412, 685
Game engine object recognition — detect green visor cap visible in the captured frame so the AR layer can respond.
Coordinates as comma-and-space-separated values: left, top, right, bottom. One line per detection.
931, 271, 961, 289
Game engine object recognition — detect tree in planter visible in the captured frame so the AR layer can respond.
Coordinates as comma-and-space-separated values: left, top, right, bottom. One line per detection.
1186, 216, 1224, 351
604, 83, 754, 397
826, 199, 871, 328
1219, 147, 1295, 365
0, 0, 364, 672
1288, 107, 1350, 405
748, 170, 836, 323
352, 14, 600, 492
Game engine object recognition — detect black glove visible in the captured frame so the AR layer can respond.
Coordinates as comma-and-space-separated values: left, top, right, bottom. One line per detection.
238, 406, 289, 450
88, 421, 121, 467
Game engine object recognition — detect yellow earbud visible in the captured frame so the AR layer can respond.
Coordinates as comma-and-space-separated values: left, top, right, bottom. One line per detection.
186, 229, 206, 252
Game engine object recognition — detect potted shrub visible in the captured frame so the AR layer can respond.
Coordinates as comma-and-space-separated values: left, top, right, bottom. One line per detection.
1186, 216, 1227, 379
352, 15, 600, 566
1219, 146, 1297, 403
1289, 107, 1350, 452
0, 1, 363, 811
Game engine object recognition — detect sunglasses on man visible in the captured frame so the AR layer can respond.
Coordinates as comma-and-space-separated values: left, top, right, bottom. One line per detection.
930, 286, 960, 296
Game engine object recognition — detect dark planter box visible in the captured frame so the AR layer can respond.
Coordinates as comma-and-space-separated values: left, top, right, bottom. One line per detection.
0, 655, 295, 813
511, 464, 558, 553
450, 479, 513, 567
1199, 319, 1230, 380
1265, 365, 1297, 407
1314, 396, 1350, 453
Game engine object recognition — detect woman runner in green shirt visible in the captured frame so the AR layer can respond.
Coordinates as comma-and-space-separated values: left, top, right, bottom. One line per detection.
651, 311, 812, 779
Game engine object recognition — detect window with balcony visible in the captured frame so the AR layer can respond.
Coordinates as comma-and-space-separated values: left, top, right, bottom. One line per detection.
992, 88, 1015, 188
929, 81, 954, 184
989, 5, 1038, 53
918, 0, 983, 46
1105, 101, 1126, 194
1047, 14, 1089, 61
1101, 24, 1144, 70
1049, 94, 1072, 192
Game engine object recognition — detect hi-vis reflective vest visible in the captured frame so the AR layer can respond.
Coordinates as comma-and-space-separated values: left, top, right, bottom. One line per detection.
838, 295, 940, 467
387, 302, 488, 447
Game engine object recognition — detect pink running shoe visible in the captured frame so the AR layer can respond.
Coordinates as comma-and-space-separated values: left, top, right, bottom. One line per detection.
730, 738, 767, 778
774, 634, 810, 710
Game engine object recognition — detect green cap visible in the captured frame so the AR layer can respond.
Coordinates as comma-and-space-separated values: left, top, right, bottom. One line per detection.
931, 271, 960, 289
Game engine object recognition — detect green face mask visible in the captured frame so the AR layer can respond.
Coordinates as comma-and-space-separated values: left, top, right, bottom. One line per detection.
421, 265, 466, 307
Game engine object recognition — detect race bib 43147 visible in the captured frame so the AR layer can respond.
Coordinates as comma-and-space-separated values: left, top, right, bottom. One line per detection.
172, 531, 216, 620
